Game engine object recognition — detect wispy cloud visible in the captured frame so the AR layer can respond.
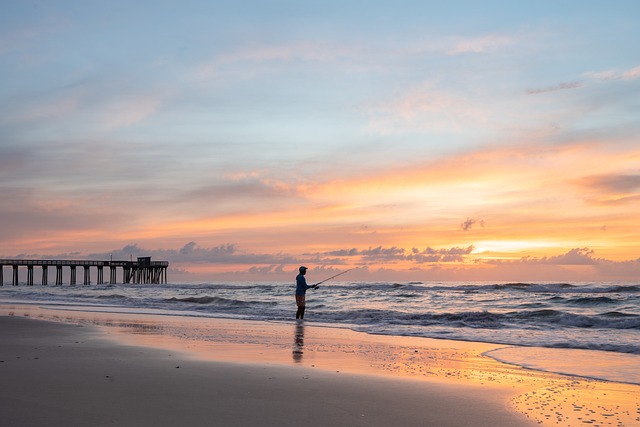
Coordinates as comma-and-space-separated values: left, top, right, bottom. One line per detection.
0, 17, 66, 56
585, 64, 640, 81
196, 41, 357, 80
447, 34, 515, 55
526, 82, 583, 95
525, 64, 640, 96
0, 146, 30, 177
575, 173, 640, 205
578, 173, 640, 193
0, 81, 166, 132
363, 82, 486, 134
101, 93, 165, 130
0, 88, 84, 126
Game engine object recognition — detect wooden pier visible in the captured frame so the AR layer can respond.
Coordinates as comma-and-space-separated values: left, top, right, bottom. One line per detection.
0, 257, 168, 286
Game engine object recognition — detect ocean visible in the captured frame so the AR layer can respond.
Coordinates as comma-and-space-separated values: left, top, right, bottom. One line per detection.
1, 279, 638, 384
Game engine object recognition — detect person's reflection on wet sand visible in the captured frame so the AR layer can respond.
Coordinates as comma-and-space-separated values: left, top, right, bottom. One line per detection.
292, 321, 304, 363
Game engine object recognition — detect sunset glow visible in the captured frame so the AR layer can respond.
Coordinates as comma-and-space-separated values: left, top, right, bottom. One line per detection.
1, 1, 638, 281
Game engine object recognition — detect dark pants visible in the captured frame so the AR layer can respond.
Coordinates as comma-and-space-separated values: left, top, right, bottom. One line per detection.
295, 294, 306, 319
296, 305, 306, 319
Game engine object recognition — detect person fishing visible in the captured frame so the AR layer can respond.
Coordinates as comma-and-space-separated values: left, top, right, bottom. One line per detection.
295, 266, 317, 319
295, 266, 354, 319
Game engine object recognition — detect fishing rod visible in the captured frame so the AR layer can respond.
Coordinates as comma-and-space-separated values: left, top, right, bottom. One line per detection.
312, 268, 354, 289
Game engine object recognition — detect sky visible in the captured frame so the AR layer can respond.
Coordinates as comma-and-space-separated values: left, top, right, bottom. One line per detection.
1, 1, 639, 282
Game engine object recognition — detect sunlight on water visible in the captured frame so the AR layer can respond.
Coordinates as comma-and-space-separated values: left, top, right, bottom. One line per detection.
487, 347, 640, 385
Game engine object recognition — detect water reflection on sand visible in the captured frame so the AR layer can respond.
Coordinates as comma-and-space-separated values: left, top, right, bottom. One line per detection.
293, 321, 304, 363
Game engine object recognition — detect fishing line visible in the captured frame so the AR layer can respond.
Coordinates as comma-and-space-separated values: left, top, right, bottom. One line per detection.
312, 268, 354, 289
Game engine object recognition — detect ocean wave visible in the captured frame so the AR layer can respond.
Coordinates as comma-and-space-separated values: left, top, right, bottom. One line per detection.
606, 285, 640, 293
515, 309, 559, 318
396, 293, 419, 299
95, 294, 129, 300
317, 307, 640, 331
167, 296, 273, 307
516, 302, 547, 309
169, 296, 227, 304
554, 313, 640, 329
321, 309, 508, 329
602, 311, 638, 317
565, 296, 618, 305
492, 283, 575, 292
411, 282, 639, 294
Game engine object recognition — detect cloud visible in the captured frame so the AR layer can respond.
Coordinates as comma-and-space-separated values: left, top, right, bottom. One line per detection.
0, 80, 166, 132
0, 186, 131, 242
528, 247, 598, 265
363, 82, 486, 134
101, 94, 164, 130
409, 246, 476, 263
526, 82, 583, 95
592, 257, 640, 278
179, 241, 201, 255
215, 42, 343, 65
578, 173, 640, 193
0, 88, 84, 126
89, 242, 299, 266
461, 217, 485, 231
585, 64, 640, 81
447, 34, 515, 55
186, 174, 301, 202
623, 65, 640, 80
0, 146, 29, 177
205, 245, 638, 282
524, 64, 640, 97
495, 248, 640, 278
8, 243, 640, 282
575, 173, 640, 205
0, 19, 66, 56
317, 245, 475, 264
197, 41, 356, 80
321, 246, 406, 262
361, 246, 406, 257
486, 247, 599, 266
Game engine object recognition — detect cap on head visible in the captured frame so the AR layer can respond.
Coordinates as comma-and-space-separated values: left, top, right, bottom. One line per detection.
299, 266, 308, 272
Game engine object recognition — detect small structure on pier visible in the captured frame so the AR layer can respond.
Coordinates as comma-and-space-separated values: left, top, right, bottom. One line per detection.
0, 257, 168, 286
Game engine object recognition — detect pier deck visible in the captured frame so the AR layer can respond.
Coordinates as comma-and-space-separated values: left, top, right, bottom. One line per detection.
0, 258, 168, 286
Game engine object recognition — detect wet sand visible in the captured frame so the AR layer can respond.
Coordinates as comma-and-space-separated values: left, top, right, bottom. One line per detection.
1, 305, 638, 426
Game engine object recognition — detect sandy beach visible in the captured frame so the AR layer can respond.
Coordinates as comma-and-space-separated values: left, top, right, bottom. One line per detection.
1, 305, 638, 426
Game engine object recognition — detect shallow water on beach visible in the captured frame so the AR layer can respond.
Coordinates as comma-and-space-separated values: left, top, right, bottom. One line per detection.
1, 279, 638, 384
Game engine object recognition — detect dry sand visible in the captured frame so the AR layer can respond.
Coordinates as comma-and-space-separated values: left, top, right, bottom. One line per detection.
0, 305, 638, 426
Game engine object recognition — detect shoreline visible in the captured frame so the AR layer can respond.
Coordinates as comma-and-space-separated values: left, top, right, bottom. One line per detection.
1, 304, 639, 426
2, 298, 638, 385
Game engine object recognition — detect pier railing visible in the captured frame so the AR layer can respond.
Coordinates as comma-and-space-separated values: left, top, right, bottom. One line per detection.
0, 258, 168, 286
